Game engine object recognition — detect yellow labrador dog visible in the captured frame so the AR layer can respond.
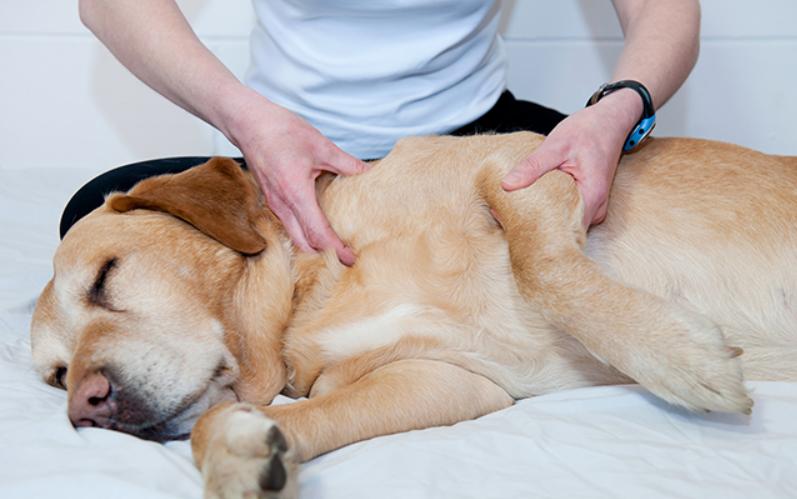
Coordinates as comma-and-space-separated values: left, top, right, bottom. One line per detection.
31, 132, 796, 498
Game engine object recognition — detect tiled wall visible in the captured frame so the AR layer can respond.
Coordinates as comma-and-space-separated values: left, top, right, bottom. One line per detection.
1, 0, 796, 174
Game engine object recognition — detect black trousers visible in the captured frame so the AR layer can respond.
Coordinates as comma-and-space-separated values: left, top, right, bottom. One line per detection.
59, 91, 566, 238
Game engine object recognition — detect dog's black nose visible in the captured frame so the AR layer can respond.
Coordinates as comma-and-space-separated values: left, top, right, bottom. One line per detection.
68, 371, 114, 429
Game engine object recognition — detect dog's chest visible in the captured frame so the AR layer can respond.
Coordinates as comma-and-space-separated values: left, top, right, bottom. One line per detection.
281, 229, 570, 398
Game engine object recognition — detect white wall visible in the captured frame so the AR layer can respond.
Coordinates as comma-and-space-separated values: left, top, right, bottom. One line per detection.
1, 0, 795, 174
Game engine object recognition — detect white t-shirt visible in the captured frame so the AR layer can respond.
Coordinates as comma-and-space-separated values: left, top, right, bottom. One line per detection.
246, 0, 507, 159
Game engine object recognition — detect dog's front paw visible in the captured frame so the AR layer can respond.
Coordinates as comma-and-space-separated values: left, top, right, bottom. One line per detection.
624, 308, 752, 414
202, 403, 297, 499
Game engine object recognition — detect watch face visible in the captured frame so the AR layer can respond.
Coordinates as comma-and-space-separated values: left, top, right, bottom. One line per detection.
637, 122, 655, 143
626, 117, 656, 151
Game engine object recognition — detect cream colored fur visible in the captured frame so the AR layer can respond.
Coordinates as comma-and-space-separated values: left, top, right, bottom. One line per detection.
30, 133, 797, 498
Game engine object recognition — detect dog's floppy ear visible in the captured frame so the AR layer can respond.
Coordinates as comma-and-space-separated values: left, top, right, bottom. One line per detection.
108, 157, 267, 255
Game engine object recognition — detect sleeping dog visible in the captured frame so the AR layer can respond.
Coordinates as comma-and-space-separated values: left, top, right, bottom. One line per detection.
30, 132, 797, 498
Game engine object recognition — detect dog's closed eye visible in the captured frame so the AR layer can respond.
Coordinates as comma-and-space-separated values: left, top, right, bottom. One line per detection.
87, 257, 119, 310
49, 366, 67, 390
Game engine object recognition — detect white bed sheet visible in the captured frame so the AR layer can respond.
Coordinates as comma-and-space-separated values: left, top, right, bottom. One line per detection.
1, 168, 796, 499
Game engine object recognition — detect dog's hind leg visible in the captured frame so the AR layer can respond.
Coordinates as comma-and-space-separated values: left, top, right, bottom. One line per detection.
192, 359, 512, 498
475, 160, 752, 414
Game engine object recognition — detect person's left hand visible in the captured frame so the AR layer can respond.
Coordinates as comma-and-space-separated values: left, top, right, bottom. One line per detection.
501, 90, 642, 228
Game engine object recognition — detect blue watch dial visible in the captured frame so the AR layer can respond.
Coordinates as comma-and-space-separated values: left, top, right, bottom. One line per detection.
623, 115, 656, 152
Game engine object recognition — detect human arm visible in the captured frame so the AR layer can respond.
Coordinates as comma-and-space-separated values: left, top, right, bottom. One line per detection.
502, 0, 701, 227
79, 0, 366, 264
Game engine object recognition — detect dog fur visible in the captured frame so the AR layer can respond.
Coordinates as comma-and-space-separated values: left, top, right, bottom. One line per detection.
30, 132, 797, 498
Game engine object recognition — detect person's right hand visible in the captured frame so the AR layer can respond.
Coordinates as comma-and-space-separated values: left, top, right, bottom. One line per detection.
226, 92, 369, 266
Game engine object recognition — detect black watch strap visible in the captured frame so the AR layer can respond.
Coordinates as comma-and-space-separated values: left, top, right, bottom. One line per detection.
586, 80, 657, 152
586, 80, 655, 118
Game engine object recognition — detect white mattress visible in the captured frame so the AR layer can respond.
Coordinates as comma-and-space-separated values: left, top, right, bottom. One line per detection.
1, 168, 796, 499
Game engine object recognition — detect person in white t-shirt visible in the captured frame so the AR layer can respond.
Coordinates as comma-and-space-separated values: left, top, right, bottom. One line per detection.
66, 0, 700, 266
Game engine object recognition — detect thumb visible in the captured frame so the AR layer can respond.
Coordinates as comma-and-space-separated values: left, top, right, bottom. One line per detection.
325, 145, 370, 176
502, 142, 565, 191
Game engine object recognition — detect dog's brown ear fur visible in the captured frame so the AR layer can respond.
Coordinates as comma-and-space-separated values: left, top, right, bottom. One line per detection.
108, 157, 267, 255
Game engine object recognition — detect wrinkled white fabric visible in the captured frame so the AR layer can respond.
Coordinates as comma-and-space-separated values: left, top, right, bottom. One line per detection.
1, 168, 795, 499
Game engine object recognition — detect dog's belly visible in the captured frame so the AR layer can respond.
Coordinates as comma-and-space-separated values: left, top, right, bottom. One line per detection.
585, 141, 797, 381
586, 230, 797, 381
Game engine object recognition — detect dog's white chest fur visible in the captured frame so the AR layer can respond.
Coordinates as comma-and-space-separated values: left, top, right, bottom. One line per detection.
316, 304, 432, 358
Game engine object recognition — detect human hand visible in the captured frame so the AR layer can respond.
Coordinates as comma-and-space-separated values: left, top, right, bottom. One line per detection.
226, 93, 369, 266
501, 89, 642, 227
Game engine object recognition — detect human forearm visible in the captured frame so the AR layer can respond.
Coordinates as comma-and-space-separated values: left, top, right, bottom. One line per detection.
577, 0, 701, 166
610, 0, 701, 110
78, 0, 256, 141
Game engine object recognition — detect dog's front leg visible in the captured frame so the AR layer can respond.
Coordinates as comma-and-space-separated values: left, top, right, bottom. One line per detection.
191, 359, 512, 499
477, 164, 751, 413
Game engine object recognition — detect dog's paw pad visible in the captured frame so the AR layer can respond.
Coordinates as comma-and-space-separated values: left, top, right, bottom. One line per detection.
265, 424, 289, 453
203, 403, 297, 499
259, 451, 287, 492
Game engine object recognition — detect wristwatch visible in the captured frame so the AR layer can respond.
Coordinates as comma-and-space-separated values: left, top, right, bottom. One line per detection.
586, 80, 656, 152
